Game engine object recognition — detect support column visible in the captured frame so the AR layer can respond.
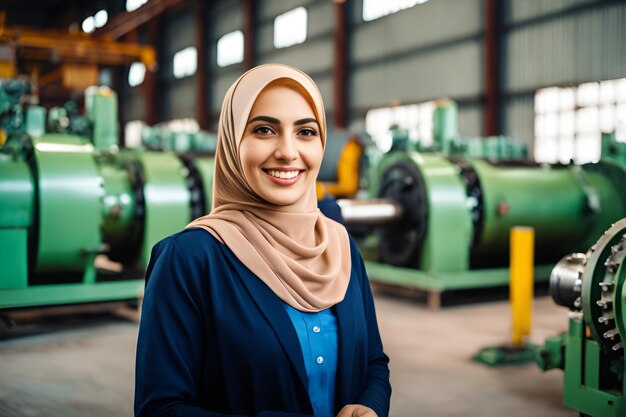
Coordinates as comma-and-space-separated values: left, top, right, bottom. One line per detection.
143, 17, 160, 126
243, 0, 256, 69
116, 29, 140, 146
333, 0, 348, 129
195, 0, 208, 129
484, 0, 501, 136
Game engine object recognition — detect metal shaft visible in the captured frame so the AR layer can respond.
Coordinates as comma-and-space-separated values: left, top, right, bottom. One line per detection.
336, 198, 404, 225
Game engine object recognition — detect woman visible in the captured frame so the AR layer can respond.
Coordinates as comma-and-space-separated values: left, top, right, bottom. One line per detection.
135, 64, 391, 417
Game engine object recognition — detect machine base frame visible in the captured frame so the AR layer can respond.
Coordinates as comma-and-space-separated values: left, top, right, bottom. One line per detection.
364, 261, 552, 309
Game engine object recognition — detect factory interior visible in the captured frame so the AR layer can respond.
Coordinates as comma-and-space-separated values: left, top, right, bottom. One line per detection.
1, 0, 626, 416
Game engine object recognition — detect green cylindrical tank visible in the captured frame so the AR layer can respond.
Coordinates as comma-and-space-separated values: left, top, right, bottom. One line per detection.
34, 134, 103, 274
471, 160, 626, 263
0, 155, 33, 228
375, 153, 626, 270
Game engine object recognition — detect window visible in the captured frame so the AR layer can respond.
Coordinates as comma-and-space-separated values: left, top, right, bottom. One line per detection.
173, 47, 197, 79
534, 77, 626, 164
365, 101, 436, 152
94, 10, 108, 28
82, 16, 95, 33
274, 7, 307, 49
217, 31, 244, 67
362, 0, 429, 22
125, 120, 145, 148
82, 10, 108, 33
126, 0, 149, 12
128, 62, 146, 87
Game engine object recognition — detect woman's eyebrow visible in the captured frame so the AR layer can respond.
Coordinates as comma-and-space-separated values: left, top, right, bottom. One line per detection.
248, 115, 280, 125
294, 118, 319, 126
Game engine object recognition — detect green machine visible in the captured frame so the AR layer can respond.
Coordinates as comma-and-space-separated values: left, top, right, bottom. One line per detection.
141, 124, 217, 155
435, 100, 528, 161
411, 100, 529, 161
602, 131, 626, 167
353, 151, 626, 307
342, 102, 626, 307
0, 81, 215, 310
538, 218, 626, 417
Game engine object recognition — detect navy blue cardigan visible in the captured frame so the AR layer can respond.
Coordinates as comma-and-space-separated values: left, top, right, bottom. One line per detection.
135, 228, 391, 417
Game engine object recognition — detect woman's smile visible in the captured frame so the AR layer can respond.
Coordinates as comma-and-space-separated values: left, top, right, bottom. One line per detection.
263, 167, 304, 184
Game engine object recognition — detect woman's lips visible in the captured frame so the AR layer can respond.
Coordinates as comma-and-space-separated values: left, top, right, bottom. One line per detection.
263, 168, 304, 185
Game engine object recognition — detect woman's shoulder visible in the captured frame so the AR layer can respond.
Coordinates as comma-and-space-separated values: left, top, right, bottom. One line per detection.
151, 227, 225, 267
167, 227, 222, 249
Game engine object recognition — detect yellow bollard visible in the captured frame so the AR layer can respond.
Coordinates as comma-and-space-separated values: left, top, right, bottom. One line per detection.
510, 226, 534, 346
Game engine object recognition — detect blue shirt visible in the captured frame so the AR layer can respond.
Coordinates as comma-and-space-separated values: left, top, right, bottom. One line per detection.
284, 305, 338, 417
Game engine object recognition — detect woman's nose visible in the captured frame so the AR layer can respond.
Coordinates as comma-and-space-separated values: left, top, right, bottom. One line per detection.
274, 134, 298, 161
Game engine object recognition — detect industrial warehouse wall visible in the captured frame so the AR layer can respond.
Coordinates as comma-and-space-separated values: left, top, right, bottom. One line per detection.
209, 0, 245, 126
160, 4, 197, 121
502, 0, 626, 148
121, 0, 485, 137
120, 25, 150, 124
120, 3, 199, 126
348, 0, 484, 137
118, 0, 626, 153
254, 0, 335, 126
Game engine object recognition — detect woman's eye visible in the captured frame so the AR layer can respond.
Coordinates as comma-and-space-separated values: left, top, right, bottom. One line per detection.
299, 128, 317, 137
253, 126, 273, 135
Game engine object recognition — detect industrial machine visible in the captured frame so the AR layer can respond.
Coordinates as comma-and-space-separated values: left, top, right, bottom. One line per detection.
316, 131, 364, 200
433, 100, 528, 161
0, 80, 214, 310
602, 131, 626, 167
343, 103, 626, 308
538, 218, 626, 417
141, 124, 217, 155
387, 100, 528, 161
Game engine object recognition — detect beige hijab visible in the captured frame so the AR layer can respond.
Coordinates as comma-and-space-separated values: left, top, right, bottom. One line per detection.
186, 64, 351, 312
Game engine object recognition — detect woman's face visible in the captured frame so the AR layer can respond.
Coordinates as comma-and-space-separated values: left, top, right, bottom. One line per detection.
239, 84, 323, 206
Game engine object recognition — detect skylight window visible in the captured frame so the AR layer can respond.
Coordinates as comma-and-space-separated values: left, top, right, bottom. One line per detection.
128, 62, 146, 87
126, 0, 149, 12
217, 31, 244, 67
274, 7, 307, 49
82, 10, 108, 33
362, 0, 429, 22
82, 16, 95, 33
173, 47, 197, 79
94, 10, 108, 28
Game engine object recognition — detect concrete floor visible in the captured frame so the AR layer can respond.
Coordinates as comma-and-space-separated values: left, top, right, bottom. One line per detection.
0, 292, 576, 417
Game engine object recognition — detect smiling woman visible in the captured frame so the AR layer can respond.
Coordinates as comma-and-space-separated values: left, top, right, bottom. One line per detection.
240, 80, 323, 207
134, 64, 391, 417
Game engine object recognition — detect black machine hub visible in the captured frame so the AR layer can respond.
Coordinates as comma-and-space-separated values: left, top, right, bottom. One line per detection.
377, 159, 427, 268
178, 155, 207, 221
106, 159, 145, 266
448, 158, 484, 250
